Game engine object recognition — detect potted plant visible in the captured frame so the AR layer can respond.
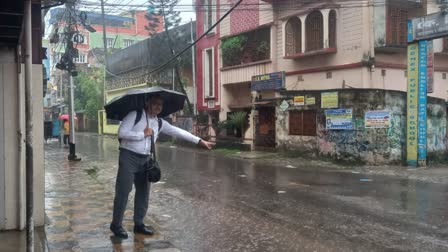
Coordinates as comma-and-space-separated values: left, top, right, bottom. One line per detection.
221, 35, 247, 66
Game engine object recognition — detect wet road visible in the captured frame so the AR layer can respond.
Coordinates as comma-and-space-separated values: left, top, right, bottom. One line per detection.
46, 134, 448, 251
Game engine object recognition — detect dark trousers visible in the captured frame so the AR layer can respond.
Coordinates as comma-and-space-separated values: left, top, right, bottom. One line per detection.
112, 148, 151, 227
63, 134, 69, 145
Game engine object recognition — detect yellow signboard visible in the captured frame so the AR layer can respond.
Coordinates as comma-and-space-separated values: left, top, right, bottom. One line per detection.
293, 96, 305, 106
321, 92, 338, 108
407, 43, 419, 166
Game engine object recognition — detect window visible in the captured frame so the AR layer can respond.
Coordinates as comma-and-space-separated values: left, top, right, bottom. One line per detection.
387, 6, 408, 46
73, 53, 87, 63
329, 10, 337, 48
306, 11, 324, 52
123, 39, 134, 48
285, 17, 302, 56
203, 48, 214, 98
106, 38, 115, 48
204, 0, 216, 31
289, 110, 317, 136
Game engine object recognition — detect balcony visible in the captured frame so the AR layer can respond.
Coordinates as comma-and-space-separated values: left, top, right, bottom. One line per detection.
221, 26, 270, 68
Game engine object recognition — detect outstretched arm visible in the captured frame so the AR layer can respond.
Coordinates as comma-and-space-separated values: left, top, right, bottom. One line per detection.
160, 119, 215, 149
198, 139, 216, 150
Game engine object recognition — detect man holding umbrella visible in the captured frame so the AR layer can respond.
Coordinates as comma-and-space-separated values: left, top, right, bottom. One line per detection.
105, 87, 215, 239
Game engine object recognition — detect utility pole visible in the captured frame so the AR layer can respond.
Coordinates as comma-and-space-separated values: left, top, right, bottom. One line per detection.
100, 0, 108, 130
190, 19, 197, 116
66, 0, 81, 161
101, 0, 108, 65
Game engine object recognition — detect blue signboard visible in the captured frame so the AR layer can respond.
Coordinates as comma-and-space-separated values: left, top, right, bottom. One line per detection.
251, 71, 285, 91
325, 109, 353, 130
418, 41, 428, 163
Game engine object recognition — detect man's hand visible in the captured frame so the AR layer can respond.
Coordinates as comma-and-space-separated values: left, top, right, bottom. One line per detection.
199, 139, 216, 150
144, 127, 153, 137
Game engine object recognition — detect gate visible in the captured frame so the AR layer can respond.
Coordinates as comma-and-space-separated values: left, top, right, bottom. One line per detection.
255, 107, 276, 148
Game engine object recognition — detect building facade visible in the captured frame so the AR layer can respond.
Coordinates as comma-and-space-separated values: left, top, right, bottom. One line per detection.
0, 0, 45, 230
195, 0, 448, 164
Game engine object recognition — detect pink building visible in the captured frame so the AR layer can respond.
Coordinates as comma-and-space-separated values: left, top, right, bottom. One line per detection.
196, 0, 448, 163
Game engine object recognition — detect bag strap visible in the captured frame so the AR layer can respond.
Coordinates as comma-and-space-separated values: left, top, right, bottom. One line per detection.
134, 109, 143, 126
147, 116, 157, 161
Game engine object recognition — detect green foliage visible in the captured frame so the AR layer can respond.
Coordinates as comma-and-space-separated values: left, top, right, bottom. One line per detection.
217, 111, 248, 139
221, 35, 247, 66
228, 111, 247, 132
74, 69, 104, 120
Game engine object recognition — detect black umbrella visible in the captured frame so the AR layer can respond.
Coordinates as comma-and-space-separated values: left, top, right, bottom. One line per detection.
104, 86, 186, 120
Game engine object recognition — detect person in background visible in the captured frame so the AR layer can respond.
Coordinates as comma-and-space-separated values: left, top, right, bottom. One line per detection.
63, 119, 70, 147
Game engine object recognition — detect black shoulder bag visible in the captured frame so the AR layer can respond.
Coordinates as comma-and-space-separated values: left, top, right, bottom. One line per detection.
145, 117, 162, 183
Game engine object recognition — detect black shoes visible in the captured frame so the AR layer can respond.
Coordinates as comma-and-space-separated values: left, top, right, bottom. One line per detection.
134, 224, 155, 235
110, 224, 128, 239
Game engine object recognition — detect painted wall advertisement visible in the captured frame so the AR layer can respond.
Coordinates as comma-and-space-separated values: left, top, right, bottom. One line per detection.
325, 109, 353, 130
321, 92, 338, 108
293, 96, 305, 106
406, 43, 419, 166
365, 111, 391, 128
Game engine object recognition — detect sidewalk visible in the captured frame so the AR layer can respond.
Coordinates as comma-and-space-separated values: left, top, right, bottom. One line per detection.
44, 139, 181, 252
0, 228, 47, 252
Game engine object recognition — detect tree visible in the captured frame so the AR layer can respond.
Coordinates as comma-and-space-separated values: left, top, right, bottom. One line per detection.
145, 0, 194, 114
73, 69, 104, 120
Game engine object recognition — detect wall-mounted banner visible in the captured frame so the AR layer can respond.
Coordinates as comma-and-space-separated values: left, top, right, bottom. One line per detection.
365, 111, 391, 128
321, 92, 338, 108
406, 43, 419, 166
418, 40, 428, 165
325, 109, 353, 130
251, 71, 285, 91
293, 96, 305, 106
305, 96, 316, 105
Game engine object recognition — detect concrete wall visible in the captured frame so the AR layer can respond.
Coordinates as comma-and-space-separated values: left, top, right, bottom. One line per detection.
276, 89, 446, 165
0, 48, 45, 230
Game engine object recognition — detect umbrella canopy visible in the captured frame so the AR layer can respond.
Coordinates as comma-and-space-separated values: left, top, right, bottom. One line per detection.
59, 114, 78, 120
104, 86, 186, 121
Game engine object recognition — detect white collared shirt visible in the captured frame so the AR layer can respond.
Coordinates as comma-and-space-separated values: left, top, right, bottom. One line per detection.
118, 110, 201, 155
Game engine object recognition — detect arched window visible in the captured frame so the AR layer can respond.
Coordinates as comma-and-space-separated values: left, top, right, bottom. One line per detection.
329, 10, 337, 48
305, 11, 323, 52
285, 17, 302, 56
